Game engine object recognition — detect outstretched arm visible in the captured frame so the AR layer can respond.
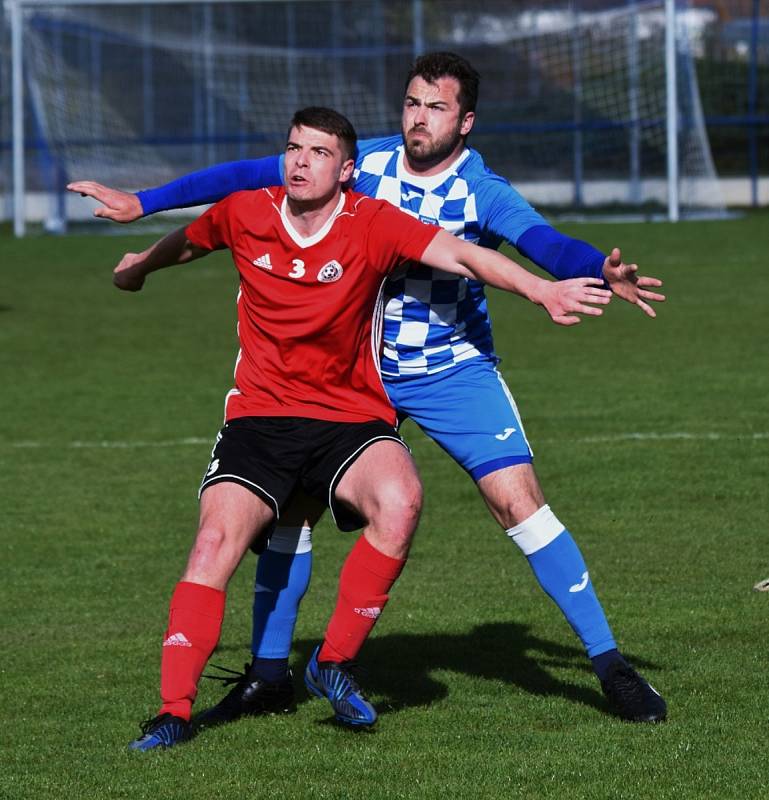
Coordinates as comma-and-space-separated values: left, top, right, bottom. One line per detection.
67, 156, 283, 222
419, 230, 611, 326
516, 226, 664, 317
66, 181, 143, 223
600, 246, 665, 318
111, 226, 210, 292
478, 180, 665, 317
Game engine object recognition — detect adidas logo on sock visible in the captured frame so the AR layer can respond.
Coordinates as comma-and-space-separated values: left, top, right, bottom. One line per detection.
163, 632, 192, 648
353, 606, 382, 620
252, 253, 272, 270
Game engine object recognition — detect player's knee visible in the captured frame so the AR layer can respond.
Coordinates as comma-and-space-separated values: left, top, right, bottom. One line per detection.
500, 497, 543, 529
372, 478, 422, 535
480, 468, 545, 528
190, 523, 228, 563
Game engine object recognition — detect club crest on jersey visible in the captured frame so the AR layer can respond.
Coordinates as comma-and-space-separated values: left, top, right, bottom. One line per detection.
317, 260, 344, 283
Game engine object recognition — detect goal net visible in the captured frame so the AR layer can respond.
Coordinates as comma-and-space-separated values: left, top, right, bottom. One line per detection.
5, 0, 726, 230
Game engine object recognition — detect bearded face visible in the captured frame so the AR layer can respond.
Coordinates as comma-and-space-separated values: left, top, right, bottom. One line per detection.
401, 76, 474, 172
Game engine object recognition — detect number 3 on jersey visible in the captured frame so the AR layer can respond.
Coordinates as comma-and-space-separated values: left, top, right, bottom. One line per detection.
288, 259, 305, 279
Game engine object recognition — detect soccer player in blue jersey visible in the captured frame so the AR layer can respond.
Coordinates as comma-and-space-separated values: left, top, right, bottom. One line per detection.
69, 52, 667, 724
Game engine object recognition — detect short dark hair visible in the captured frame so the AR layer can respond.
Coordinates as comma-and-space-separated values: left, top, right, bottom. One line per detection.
404, 52, 480, 116
287, 107, 357, 160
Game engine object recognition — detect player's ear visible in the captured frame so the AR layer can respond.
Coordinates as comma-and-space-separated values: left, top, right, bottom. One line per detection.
339, 158, 355, 183
460, 111, 475, 136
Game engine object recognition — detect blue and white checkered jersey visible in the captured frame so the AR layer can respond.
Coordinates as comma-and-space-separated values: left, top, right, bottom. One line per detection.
353, 135, 548, 377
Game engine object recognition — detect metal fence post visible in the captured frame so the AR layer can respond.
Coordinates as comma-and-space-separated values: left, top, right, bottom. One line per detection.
10, 0, 25, 236
665, 0, 679, 221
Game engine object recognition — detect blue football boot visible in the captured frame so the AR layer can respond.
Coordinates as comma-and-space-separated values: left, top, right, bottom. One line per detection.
128, 713, 192, 751
304, 645, 377, 728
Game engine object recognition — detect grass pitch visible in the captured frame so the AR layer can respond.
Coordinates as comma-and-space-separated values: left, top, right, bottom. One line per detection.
1, 212, 767, 799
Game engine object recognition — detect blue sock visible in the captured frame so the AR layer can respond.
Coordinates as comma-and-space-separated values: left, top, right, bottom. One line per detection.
507, 506, 617, 661
250, 527, 313, 680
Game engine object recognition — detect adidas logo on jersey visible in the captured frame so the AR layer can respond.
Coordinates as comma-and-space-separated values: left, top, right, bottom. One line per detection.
163, 632, 192, 648
252, 253, 272, 270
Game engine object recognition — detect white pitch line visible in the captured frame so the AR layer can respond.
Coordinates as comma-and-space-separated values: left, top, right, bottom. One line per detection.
7, 437, 211, 449
2, 432, 768, 450
570, 431, 769, 443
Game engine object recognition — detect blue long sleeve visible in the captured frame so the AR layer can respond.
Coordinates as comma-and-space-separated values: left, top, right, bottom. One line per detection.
516, 225, 606, 281
136, 156, 283, 215
472, 173, 605, 281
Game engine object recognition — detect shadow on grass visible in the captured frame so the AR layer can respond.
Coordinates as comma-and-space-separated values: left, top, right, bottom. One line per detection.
199, 621, 663, 726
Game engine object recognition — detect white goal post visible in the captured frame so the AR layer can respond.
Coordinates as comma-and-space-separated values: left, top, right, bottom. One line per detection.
6, 0, 725, 235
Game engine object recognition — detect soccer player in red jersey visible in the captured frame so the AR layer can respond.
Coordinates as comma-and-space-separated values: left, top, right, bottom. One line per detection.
119, 107, 610, 750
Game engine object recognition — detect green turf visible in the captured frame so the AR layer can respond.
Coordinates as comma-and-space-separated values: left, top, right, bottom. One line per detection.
1, 213, 767, 799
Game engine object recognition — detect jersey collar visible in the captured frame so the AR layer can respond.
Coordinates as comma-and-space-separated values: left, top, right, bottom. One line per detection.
395, 146, 470, 190
279, 191, 347, 249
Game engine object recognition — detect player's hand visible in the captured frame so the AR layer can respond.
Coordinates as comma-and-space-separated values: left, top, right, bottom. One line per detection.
113, 253, 148, 291
66, 181, 143, 223
541, 277, 612, 326
602, 247, 665, 318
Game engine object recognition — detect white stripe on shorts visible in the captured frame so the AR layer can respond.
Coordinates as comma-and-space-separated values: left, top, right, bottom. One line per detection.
198, 474, 280, 518
327, 435, 409, 528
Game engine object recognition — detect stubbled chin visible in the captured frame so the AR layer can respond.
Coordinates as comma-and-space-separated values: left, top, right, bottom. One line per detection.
406, 142, 433, 161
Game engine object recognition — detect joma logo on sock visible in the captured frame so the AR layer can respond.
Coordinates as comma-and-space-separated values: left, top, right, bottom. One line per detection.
569, 571, 589, 593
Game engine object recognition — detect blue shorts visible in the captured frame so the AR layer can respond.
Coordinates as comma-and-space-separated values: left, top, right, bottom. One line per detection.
384, 359, 533, 482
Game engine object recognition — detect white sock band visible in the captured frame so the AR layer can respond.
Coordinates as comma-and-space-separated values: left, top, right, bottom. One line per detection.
267, 525, 313, 555
506, 504, 565, 556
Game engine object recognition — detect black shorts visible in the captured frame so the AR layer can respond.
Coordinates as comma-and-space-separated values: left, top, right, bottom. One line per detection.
199, 416, 407, 532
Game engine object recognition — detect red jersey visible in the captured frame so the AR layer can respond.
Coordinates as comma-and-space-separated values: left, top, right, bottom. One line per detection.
185, 187, 439, 425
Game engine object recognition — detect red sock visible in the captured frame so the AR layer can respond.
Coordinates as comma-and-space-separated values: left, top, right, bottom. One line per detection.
318, 536, 406, 663
158, 581, 226, 721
